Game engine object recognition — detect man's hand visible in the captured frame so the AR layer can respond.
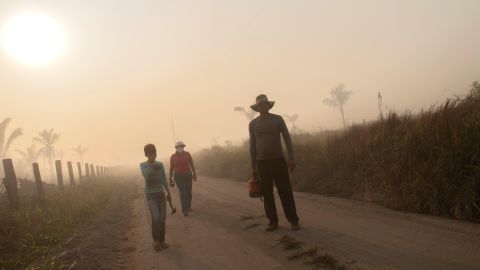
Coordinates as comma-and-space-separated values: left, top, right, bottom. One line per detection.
169, 179, 175, 187
192, 174, 197, 182
251, 168, 257, 179
166, 193, 171, 202
288, 159, 296, 172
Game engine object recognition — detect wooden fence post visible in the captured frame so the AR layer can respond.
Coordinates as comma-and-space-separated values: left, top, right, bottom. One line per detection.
90, 164, 96, 178
32, 162, 45, 198
96, 165, 100, 177
2, 159, 19, 210
85, 163, 90, 179
55, 160, 64, 191
77, 162, 82, 183
67, 161, 75, 186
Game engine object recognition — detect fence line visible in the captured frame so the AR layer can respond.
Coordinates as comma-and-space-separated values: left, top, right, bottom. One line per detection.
1, 158, 113, 210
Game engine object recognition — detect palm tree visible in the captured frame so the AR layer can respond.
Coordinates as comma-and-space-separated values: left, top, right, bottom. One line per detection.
71, 144, 88, 163
0, 118, 23, 159
15, 144, 42, 179
33, 129, 60, 179
283, 114, 299, 134
323, 84, 353, 128
0, 118, 23, 178
233, 107, 257, 120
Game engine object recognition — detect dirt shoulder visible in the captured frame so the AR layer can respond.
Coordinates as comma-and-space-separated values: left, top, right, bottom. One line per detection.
27, 180, 137, 270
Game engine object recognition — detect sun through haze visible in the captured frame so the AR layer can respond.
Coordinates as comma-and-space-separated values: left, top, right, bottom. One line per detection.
1, 0, 479, 166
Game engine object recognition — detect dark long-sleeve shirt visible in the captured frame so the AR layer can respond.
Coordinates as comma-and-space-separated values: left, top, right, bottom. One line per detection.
249, 113, 294, 167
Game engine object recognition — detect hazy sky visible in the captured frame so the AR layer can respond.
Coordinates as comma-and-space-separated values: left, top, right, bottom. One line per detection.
1, 0, 479, 165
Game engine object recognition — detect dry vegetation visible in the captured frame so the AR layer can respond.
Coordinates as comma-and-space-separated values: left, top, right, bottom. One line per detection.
197, 82, 480, 221
0, 178, 128, 269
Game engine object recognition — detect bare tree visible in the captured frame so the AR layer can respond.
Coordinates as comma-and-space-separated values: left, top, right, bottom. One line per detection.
72, 144, 88, 163
323, 84, 353, 128
212, 137, 221, 145
34, 129, 60, 179
233, 107, 257, 120
283, 114, 299, 134
378, 92, 384, 120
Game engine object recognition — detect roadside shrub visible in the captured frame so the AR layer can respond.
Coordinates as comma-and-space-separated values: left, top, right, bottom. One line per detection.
197, 82, 480, 221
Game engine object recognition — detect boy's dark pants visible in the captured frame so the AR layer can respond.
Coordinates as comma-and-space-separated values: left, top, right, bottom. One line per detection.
256, 158, 299, 225
146, 192, 166, 242
174, 172, 193, 213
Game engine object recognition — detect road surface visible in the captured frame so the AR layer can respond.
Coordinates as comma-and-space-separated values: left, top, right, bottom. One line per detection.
121, 176, 480, 270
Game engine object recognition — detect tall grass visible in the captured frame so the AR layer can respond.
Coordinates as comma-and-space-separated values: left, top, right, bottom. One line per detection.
0, 179, 124, 269
196, 82, 480, 221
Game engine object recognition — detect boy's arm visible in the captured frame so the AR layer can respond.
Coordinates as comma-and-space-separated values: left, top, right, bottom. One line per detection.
169, 155, 174, 182
160, 163, 172, 201
159, 163, 171, 194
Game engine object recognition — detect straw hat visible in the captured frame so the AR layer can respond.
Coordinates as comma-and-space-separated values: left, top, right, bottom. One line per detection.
250, 94, 275, 112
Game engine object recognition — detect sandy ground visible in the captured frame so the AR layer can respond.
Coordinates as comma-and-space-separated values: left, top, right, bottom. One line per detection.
121, 176, 480, 270
27, 183, 135, 270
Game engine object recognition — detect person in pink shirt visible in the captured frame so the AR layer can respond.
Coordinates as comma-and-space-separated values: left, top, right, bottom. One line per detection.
169, 141, 197, 216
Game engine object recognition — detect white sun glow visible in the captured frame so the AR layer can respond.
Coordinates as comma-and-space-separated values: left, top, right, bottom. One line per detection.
2, 11, 66, 66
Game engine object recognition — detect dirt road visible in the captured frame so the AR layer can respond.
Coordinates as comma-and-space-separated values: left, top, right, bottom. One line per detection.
122, 176, 480, 270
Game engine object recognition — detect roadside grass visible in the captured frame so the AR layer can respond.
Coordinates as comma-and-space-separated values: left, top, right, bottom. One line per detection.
306, 252, 346, 270
239, 214, 266, 221
197, 81, 480, 222
287, 247, 318, 260
240, 214, 254, 221
273, 235, 304, 250
0, 178, 127, 270
276, 236, 349, 270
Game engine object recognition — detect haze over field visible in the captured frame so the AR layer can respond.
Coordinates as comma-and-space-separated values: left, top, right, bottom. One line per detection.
1, 0, 479, 165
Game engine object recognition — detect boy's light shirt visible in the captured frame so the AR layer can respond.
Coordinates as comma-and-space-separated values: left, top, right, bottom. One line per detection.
140, 161, 169, 194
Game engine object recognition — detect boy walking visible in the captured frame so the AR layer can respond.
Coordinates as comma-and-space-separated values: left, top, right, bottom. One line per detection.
249, 94, 300, 231
140, 144, 173, 251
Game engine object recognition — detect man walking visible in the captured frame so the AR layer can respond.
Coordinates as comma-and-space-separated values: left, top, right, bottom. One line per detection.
249, 94, 300, 231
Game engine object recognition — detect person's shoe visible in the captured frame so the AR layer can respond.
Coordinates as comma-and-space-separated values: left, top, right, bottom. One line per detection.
183, 211, 189, 216
265, 223, 278, 232
291, 223, 300, 231
160, 242, 170, 249
153, 241, 162, 251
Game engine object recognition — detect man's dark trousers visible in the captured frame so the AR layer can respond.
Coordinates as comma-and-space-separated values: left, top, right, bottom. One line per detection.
256, 158, 299, 225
